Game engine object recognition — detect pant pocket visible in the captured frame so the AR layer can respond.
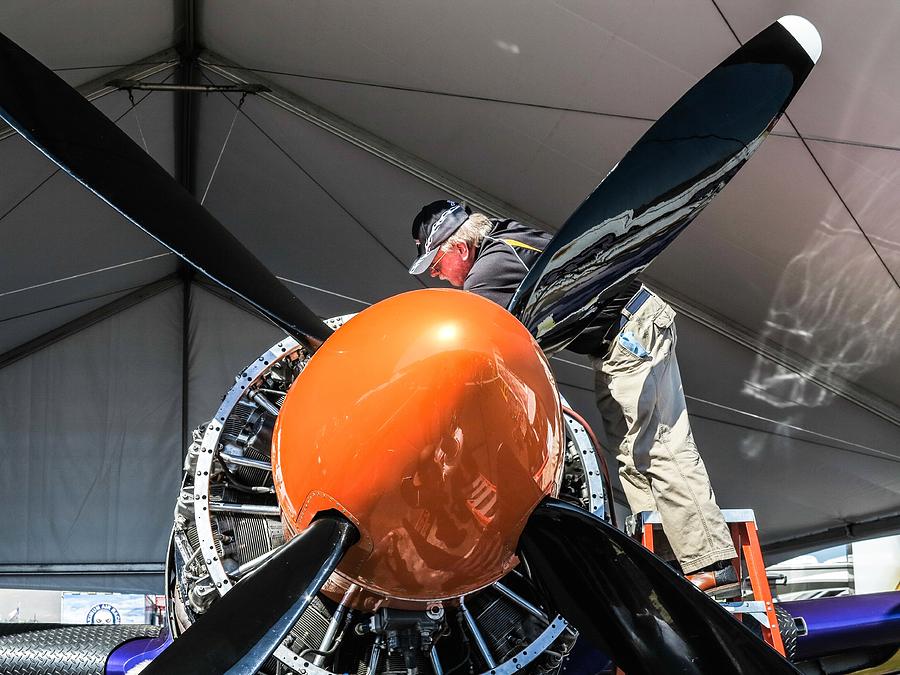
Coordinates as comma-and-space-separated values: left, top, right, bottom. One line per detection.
617, 330, 651, 359
652, 304, 677, 329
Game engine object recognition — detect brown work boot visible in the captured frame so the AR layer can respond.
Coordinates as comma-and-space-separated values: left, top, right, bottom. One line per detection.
685, 562, 739, 593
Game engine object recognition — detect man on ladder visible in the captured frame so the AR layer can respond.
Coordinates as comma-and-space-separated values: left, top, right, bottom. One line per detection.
408, 200, 738, 592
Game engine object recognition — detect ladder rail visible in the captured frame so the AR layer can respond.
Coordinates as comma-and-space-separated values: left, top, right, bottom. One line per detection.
634, 509, 787, 657
736, 519, 786, 655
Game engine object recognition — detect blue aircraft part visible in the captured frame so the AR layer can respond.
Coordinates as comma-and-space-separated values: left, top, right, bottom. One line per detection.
781, 591, 900, 661
106, 626, 172, 675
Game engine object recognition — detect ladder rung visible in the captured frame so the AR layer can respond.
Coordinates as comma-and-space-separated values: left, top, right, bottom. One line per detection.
633, 508, 757, 526
720, 601, 766, 613
719, 601, 770, 626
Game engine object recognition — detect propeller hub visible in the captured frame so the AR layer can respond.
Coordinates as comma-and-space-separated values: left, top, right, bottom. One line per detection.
272, 289, 564, 600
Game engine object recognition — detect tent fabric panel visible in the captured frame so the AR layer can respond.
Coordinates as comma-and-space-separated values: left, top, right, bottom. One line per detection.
649, 135, 900, 405
0, 0, 896, 579
676, 314, 900, 550
805, 139, 900, 282
0, 290, 137, 360
252, 70, 633, 229
192, 87, 440, 315
0, 572, 163, 595
0, 260, 178, 357
199, 0, 735, 126
716, 0, 900, 149
0, 165, 167, 306
0, 287, 182, 589
2, 0, 175, 88
0, 74, 180, 354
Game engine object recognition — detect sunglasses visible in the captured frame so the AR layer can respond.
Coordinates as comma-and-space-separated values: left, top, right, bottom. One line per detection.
429, 249, 448, 273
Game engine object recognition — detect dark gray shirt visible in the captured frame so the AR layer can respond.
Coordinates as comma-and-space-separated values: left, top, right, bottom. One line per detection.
463, 220, 551, 308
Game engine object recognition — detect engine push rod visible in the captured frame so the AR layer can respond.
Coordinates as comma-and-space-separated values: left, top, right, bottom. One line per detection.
221, 454, 273, 472
429, 646, 444, 675
208, 502, 280, 516
367, 636, 384, 675
314, 583, 360, 666
230, 546, 281, 580
459, 597, 496, 669
248, 389, 281, 417
492, 581, 549, 622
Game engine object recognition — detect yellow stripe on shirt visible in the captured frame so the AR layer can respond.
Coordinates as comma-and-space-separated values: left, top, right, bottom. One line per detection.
502, 238, 544, 253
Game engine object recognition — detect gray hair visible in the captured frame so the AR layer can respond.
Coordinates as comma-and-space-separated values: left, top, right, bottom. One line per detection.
440, 213, 493, 252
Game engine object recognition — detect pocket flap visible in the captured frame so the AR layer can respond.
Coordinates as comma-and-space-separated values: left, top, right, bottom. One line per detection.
653, 304, 677, 328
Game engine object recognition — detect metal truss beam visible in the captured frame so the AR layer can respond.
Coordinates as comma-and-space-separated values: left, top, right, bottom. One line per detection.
176, 0, 199, 196
0, 563, 164, 576
108, 80, 268, 94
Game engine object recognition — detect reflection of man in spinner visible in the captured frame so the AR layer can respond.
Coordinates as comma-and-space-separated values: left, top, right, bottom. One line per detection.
409, 200, 737, 591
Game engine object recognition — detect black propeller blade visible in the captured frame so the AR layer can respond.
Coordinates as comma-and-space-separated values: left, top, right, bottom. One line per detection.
144, 513, 358, 675
520, 498, 800, 674
0, 32, 332, 352
508, 16, 820, 354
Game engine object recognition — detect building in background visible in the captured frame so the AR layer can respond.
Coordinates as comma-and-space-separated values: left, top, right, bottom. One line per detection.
769, 534, 900, 600
0, 590, 165, 625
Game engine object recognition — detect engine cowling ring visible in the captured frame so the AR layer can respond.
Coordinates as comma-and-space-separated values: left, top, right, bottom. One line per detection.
169, 311, 609, 675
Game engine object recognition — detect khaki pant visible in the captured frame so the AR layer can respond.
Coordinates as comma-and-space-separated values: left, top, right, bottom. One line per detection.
591, 290, 736, 573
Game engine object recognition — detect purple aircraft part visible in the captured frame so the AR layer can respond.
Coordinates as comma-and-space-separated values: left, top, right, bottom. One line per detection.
781, 591, 900, 661
106, 627, 172, 675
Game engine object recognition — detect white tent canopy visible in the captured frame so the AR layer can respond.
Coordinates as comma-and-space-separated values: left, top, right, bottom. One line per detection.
0, 1, 898, 592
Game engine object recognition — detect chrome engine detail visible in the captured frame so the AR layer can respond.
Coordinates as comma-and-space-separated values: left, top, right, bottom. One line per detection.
167, 316, 605, 674
357, 607, 445, 674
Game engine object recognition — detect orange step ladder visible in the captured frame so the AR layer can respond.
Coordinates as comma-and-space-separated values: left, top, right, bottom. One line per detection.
628, 508, 785, 656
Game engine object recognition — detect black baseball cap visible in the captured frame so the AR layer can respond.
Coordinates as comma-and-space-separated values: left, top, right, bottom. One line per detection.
409, 200, 471, 275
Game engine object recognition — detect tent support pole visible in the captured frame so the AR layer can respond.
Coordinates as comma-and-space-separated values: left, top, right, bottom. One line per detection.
181, 271, 193, 456
176, 0, 200, 453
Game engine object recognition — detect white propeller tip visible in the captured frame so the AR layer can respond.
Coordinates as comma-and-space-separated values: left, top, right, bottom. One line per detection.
778, 15, 821, 64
